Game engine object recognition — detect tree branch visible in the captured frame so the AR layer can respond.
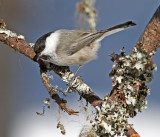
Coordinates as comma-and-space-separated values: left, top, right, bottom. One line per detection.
0, 21, 80, 115
135, 5, 160, 57
40, 67, 79, 115
0, 25, 35, 60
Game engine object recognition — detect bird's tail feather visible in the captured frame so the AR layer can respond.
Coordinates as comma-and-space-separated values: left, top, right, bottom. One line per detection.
98, 21, 136, 41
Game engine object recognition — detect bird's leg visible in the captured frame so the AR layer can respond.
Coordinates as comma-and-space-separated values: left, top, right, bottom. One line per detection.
74, 65, 82, 76
69, 65, 82, 86
66, 65, 82, 92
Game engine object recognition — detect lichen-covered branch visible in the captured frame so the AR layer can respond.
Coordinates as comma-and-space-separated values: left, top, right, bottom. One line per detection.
91, 5, 160, 137
39, 60, 103, 107
0, 19, 102, 113
0, 20, 35, 60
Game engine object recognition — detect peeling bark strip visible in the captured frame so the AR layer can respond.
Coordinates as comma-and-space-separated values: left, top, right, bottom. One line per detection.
0, 4, 160, 137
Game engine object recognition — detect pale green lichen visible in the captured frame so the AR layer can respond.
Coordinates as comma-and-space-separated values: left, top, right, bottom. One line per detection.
62, 71, 92, 94
17, 34, 25, 40
41, 72, 48, 78
0, 28, 17, 37
0, 28, 25, 40
29, 43, 35, 48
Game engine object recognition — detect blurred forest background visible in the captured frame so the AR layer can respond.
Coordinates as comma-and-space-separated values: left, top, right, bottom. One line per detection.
0, 0, 160, 137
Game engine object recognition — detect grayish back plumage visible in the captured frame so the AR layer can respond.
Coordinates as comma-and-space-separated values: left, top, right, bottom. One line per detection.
55, 30, 103, 56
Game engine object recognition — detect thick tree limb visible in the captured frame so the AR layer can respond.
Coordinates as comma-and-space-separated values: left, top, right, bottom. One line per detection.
134, 6, 160, 57
0, 29, 35, 60
103, 5, 160, 137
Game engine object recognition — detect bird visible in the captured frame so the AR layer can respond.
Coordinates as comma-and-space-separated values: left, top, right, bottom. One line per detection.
34, 21, 136, 75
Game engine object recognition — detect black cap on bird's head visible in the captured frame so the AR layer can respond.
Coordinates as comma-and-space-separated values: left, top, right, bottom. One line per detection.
33, 32, 52, 62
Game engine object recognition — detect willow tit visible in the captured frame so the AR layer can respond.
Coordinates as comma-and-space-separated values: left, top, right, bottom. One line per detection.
34, 21, 136, 69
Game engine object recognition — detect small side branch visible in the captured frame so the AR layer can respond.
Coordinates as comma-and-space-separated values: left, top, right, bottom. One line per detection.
40, 68, 79, 115
45, 62, 103, 107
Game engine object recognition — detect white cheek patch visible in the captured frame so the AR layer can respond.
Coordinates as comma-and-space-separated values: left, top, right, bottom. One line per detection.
41, 32, 59, 56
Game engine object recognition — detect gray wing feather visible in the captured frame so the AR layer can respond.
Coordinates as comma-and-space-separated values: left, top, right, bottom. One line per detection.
56, 30, 103, 56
